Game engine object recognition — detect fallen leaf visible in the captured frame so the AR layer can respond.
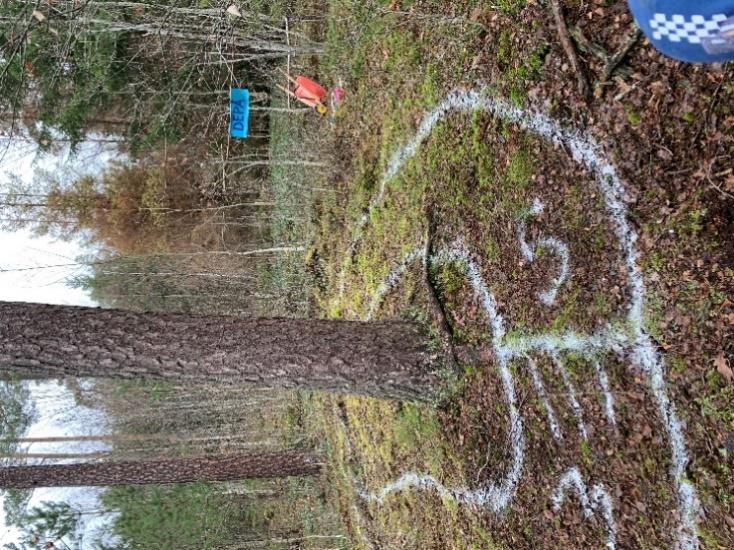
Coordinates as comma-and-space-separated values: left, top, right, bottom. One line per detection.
32, 9, 46, 22
714, 352, 733, 384
226, 4, 241, 17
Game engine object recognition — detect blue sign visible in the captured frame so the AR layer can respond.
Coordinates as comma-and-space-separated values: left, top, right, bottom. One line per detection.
230, 88, 250, 138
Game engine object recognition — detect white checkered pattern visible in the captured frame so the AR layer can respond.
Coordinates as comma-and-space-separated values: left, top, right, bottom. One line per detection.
650, 13, 727, 43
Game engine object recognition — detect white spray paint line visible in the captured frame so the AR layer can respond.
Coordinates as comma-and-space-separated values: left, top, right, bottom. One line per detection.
535, 237, 570, 306
365, 248, 426, 321
517, 337, 616, 432
632, 336, 700, 549
361, 242, 525, 513
431, 241, 507, 346
530, 197, 544, 216
552, 467, 592, 515
550, 351, 589, 441
552, 467, 617, 550
359, 364, 524, 512
509, 327, 630, 356
518, 224, 535, 264
591, 357, 617, 428
590, 484, 618, 550
526, 355, 563, 441
347, 89, 699, 548
361, 359, 523, 514
430, 246, 524, 512
516, 198, 570, 306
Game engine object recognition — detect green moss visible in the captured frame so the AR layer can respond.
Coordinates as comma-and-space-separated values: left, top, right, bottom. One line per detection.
593, 291, 612, 317
626, 105, 643, 125
682, 208, 706, 235
643, 289, 666, 343
697, 528, 725, 548
495, 0, 528, 16
393, 404, 441, 448
511, 147, 535, 183
647, 251, 666, 272
669, 354, 688, 376
501, 43, 549, 105
432, 260, 467, 295
496, 29, 514, 69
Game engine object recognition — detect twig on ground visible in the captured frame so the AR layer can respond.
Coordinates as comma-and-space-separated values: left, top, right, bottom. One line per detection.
708, 180, 734, 200
423, 214, 461, 371
422, 235, 459, 371
706, 160, 734, 200
550, 0, 589, 97
570, 26, 609, 61
694, 65, 732, 143
599, 27, 642, 86
570, 25, 639, 96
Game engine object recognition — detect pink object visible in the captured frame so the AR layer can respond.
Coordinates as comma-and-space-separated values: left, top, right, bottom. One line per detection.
333, 87, 345, 103
294, 76, 327, 103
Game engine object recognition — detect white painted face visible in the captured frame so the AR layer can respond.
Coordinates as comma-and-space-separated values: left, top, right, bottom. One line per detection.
357, 90, 701, 550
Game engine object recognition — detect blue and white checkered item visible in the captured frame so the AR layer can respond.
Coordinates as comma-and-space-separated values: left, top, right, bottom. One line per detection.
628, 1, 734, 62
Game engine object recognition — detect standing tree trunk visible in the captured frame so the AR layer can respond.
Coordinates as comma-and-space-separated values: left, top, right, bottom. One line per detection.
0, 451, 320, 489
0, 302, 437, 401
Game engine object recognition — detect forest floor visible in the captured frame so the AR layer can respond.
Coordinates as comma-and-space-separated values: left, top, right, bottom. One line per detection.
285, 0, 734, 548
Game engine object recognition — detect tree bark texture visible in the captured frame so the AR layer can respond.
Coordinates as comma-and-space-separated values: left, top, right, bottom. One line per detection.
0, 302, 436, 401
0, 451, 320, 489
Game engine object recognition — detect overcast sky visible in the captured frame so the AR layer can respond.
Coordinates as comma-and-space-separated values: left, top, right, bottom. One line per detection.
0, 131, 124, 306
1, 133, 125, 545
0, 380, 117, 547
0, 228, 97, 306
